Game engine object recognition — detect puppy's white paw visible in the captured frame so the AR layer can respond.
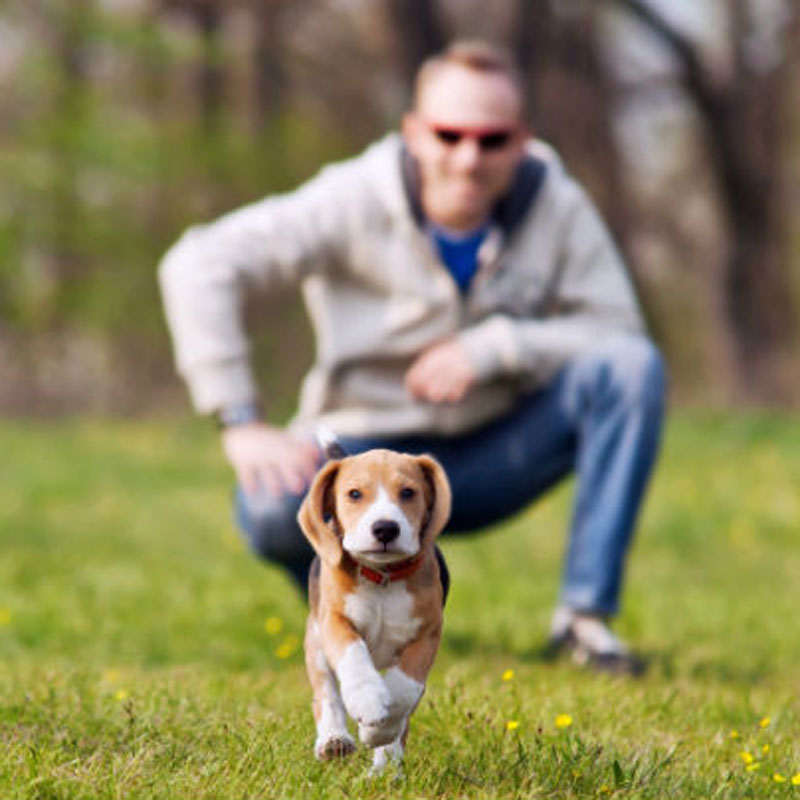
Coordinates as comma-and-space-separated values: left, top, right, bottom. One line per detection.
342, 678, 391, 727
359, 718, 404, 748
384, 666, 424, 718
369, 739, 404, 776
314, 732, 356, 761
337, 641, 391, 726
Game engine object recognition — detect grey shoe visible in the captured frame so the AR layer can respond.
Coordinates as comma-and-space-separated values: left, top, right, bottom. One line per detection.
544, 607, 646, 677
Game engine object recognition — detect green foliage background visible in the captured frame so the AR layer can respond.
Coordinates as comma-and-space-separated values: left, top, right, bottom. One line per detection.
2, 4, 799, 411
0, 7, 351, 340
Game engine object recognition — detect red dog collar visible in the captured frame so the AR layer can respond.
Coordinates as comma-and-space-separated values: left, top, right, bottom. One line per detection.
358, 554, 423, 587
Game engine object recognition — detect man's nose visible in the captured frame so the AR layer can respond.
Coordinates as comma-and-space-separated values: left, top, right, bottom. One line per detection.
451, 137, 482, 168
372, 519, 400, 544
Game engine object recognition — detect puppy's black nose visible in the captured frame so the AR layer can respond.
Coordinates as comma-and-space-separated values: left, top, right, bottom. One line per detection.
372, 519, 400, 544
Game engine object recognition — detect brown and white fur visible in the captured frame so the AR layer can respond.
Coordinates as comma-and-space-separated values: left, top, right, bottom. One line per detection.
297, 449, 451, 774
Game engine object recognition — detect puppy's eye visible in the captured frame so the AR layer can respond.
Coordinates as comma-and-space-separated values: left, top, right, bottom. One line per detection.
399, 487, 416, 501
348, 489, 362, 500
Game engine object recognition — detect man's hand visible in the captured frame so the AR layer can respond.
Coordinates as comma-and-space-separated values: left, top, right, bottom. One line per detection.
221, 423, 320, 497
404, 338, 478, 404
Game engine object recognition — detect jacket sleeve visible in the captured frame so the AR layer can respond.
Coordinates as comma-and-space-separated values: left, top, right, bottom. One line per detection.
158, 163, 353, 414
457, 182, 646, 384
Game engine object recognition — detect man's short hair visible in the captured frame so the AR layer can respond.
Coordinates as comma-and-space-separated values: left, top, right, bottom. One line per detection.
414, 40, 524, 108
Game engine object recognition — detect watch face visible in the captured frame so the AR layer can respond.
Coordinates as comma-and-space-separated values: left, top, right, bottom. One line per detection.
218, 403, 262, 428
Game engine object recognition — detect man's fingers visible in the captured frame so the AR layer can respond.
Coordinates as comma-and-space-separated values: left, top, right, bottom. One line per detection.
223, 424, 322, 498
405, 339, 477, 403
406, 355, 440, 398
295, 439, 322, 473
256, 446, 317, 496
407, 362, 471, 403
274, 461, 309, 495
237, 463, 265, 497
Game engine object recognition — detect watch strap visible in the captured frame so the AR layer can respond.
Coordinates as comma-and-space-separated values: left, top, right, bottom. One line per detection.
216, 401, 264, 429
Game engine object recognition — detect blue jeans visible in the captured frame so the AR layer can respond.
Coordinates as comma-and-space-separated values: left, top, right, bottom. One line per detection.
235, 335, 666, 616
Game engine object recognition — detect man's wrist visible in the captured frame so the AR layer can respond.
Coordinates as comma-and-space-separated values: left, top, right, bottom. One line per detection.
216, 401, 264, 430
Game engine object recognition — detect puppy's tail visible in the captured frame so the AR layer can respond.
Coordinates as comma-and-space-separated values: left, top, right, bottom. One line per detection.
315, 425, 347, 461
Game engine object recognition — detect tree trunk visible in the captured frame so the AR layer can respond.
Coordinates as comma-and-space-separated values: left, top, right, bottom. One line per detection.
385, 0, 447, 89
47, 0, 93, 323
614, 0, 797, 403
512, 1, 631, 246
191, 0, 225, 134
251, 0, 288, 132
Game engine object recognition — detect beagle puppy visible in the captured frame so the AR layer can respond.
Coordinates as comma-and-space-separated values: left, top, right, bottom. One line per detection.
297, 448, 451, 773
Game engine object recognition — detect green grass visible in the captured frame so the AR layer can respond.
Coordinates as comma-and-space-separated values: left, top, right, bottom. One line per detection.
2, 413, 800, 798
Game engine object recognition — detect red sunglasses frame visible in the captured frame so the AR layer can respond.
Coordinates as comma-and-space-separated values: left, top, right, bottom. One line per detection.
423, 120, 522, 151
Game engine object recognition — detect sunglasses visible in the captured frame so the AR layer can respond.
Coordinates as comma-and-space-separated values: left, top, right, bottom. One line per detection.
427, 123, 518, 151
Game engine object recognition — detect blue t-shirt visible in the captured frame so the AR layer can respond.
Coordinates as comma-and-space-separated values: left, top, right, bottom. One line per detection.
429, 224, 488, 294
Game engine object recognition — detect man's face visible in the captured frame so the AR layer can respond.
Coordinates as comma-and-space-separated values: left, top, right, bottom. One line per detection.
403, 64, 526, 231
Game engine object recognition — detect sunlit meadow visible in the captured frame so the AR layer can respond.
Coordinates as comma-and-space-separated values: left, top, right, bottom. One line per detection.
1, 413, 800, 798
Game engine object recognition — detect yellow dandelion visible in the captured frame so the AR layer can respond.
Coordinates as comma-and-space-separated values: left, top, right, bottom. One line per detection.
762, 744, 770, 755
275, 634, 299, 659
502, 669, 515, 681
746, 763, 761, 773
739, 751, 755, 765
264, 616, 284, 635
102, 669, 120, 684
555, 713, 573, 729
791, 773, 800, 785
773, 773, 787, 783
114, 689, 129, 702
598, 785, 611, 795
0, 608, 11, 626
506, 720, 520, 731
759, 716, 771, 729
729, 729, 740, 739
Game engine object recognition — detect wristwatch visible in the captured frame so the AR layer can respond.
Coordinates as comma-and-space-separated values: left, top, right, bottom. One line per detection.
216, 401, 264, 429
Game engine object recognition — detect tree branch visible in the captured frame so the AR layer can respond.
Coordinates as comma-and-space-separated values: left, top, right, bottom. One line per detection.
611, 0, 728, 125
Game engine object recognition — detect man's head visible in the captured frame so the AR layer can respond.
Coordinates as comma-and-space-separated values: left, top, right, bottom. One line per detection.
402, 40, 527, 232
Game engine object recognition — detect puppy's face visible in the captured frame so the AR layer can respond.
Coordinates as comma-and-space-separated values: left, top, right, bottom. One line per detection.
298, 449, 451, 568
335, 454, 431, 564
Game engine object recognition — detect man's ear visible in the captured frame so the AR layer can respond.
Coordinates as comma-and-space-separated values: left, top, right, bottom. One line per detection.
415, 454, 452, 542
402, 112, 422, 156
297, 460, 343, 566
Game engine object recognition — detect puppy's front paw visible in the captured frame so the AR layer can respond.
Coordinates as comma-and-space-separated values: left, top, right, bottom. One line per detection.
315, 733, 356, 761
384, 666, 425, 718
342, 678, 391, 727
358, 718, 404, 748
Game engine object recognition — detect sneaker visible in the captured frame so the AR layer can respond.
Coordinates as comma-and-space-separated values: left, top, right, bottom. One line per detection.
544, 606, 646, 677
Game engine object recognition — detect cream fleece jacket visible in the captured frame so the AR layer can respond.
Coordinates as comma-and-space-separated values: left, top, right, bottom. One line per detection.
159, 134, 645, 437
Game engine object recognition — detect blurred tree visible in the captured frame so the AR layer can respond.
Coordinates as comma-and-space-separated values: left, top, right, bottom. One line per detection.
250, 0, 290, 131
615, 0, 799, 402
41, 0, 95, 323
158, 0, 226, 132
512, 0, 630, 244
385, 0, 447, 85
0, 0, 798, 413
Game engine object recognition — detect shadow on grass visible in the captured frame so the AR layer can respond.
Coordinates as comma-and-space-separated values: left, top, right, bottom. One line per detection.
648, 648, 775, 685
443, 630, 546, 661
444, 631, 776, 685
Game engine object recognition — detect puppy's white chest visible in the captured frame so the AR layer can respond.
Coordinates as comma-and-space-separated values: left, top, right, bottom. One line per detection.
344, 583, 421, 670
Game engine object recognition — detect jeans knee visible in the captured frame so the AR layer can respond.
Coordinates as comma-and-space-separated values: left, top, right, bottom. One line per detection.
234, 487, 314, 566
585, 335, 667, 408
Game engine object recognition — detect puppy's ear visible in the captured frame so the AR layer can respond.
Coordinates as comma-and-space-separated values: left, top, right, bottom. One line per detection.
415, 454, 452, 542
297, 460, 343, 566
